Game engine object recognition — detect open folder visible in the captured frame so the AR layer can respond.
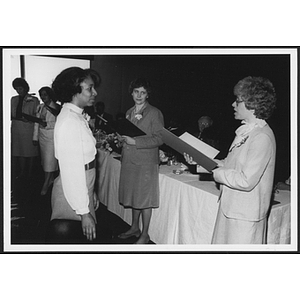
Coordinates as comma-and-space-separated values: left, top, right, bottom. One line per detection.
161, 128, 218, 172
22, 113, 44, 124
115, 118, 146, 137
97, 115, 146, 137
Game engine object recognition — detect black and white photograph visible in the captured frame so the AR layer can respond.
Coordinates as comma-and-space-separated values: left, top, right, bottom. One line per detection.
2, 47, 298, 253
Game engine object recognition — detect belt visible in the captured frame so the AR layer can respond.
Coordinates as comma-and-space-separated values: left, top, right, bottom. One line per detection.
85, 159, 96, 170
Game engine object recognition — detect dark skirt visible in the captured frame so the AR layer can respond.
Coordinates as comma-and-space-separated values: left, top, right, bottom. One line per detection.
119, 162, 159, 209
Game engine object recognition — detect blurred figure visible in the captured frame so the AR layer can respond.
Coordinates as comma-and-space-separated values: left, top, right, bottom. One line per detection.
11, 77, 40, 181
94, 101, 113, 131
197, 115, 220, 149
33, 86, 60, 195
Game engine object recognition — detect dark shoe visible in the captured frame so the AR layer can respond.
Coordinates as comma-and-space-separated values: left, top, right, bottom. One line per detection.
41, 186, 49, 196
134, 235, 150, 244
118, 229, 141, 239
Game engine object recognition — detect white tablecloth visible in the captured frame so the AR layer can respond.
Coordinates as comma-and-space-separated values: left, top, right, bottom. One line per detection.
96, 150, 291, 244
267, 190, 291, 244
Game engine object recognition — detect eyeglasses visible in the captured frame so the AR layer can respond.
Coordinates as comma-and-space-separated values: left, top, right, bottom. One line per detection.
235, 97, 244, 105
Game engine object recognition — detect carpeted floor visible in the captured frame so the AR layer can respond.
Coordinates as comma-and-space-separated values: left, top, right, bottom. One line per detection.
10, 162, 154, 245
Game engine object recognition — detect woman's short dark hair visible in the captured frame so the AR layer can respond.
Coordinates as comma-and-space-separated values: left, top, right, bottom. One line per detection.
38, 86, 57, 102
12, 77, 30, 94
52, 67, 101, 104
233, 76, 276, 120
128, 78, 152, 97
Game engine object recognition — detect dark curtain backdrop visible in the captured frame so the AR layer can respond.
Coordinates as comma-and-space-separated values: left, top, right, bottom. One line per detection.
91, 54, 291, 183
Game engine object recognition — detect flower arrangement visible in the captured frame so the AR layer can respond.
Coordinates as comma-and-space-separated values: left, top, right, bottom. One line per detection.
82, 112, 91, 122
94, 130, 121, 153
159, 150, 169, 163
229, 135, 249, 152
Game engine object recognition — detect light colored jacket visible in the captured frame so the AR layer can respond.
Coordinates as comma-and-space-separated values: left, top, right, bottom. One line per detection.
213, 123, 276, 221
33, 103, 57, 141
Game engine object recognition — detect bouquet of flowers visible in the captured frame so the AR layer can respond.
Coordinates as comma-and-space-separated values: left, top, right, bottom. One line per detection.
159, 149, 169, 164
94, 130, 121, 153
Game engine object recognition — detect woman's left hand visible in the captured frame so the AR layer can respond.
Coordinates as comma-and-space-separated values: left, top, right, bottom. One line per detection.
183, 153, 197, 165
122, 135, 136, 145
93, 192, 100, 211
81, 213, 96, 241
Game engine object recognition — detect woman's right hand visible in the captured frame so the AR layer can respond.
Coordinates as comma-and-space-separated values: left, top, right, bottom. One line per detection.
213, 159, 224, 167
39, 120, 47, 127
81, 213, 96, 241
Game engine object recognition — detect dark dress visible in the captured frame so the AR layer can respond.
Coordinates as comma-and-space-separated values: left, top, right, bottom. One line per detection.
119, 102, 164, 209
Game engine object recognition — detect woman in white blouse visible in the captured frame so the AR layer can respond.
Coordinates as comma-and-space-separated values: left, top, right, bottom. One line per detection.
48, 67, 101, 243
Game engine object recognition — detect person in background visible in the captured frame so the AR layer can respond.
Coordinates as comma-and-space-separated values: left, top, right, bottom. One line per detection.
11, 77, 40, 181
33, 86, 60, 195
196, 115, 220, 149
48, 67, 101, 243
118, 78, 164, 244
210, 76, 277, 244
94, 101, 113, 131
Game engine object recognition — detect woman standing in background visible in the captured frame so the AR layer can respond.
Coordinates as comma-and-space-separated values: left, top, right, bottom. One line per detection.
11, 77, 40, 181
33, 86, 60, 195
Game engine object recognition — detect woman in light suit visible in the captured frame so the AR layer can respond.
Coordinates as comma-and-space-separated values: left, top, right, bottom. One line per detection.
211, 76, 277, 244
118, 78, 164, 244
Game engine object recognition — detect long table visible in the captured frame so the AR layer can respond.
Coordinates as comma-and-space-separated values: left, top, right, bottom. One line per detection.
267, 190, 291, 244
95, 150, 291, 244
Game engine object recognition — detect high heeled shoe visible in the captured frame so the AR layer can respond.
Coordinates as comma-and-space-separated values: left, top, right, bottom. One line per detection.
41, 186, 48, 196
118, 229, 141, 239
134, 234, 150, 244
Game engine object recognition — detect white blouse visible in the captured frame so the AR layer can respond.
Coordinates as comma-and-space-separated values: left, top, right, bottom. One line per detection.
54, 103, 96, 215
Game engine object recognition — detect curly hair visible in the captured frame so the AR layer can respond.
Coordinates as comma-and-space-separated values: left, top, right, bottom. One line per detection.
12, 77, 30, 94
233, 76, 276, 120
128, 77, 152, 97
38, 86, 57, 102
52, 67, 101, 104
